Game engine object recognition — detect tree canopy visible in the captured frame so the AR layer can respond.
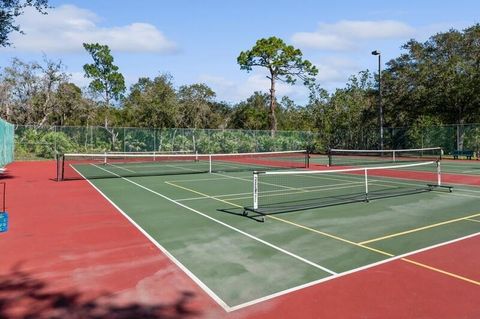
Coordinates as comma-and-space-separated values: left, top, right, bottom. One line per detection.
83, 43, 126, 106
2, 26, 480, 151
237, 37, 318, 134
0, 0, 50, 47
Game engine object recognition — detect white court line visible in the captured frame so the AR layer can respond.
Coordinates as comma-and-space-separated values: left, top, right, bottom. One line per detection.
177, 180, 365, 203
176, 196, 213, 202
70, 166, 231, 312
78, 164, 480, 312
253, 168, 480, 199
106, 163, 136, 173
213, 172, 298, 191
91, 164, 336, 274
168, 176, 232, 183
90, 164, 338, 290
229, 231, 480, 311
166, 172, 480, 311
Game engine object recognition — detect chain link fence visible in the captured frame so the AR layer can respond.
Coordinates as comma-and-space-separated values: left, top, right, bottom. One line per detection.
14, 125, 316, 160
13, 123, 480, 160
313, 123, 480, 155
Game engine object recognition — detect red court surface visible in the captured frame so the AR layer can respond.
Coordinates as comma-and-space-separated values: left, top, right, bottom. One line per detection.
0, 161, 479, 318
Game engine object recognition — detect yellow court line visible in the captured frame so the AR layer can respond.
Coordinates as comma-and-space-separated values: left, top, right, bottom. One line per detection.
359, 212, 480, 245
167, 177, 232, 183
265, 214, 479, 287
165, 181, 393, 257
165, 180, 480, 287
165, 181, 245, 209
401, 258, 480, 286
267, 215, 393, 257
466, 218, 480, 223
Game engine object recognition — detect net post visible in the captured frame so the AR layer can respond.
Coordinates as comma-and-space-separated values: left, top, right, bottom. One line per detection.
103, 152, 107, 165
327, 148, 332, 167
56, 154, 65, 181
393, 150, 396, 162
56, 153, 60, 181
209, 154, 212, 173
253, 171, 259, 210
364, 168, 369, 202
437, 160, 441, 186
305, 151, 310, 168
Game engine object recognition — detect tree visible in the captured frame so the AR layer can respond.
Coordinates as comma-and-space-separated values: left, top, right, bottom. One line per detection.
0, 0, 50, 47
383, 25, 480, 149
52, 83, 94, 126
237, 36, 318, 134
277, 96, 314, 131
177, 83, 216, 129
0, 57, 69, 125
83, 43, 126, 128
83, 43, 125, 149
229, 92, 270, 130
122, 74, 179, 128
83, 42, 125, 106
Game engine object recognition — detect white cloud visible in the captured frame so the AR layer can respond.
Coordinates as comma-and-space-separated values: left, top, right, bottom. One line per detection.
3, 5, 177, 53
314, 57, 359, 83
292, 33, 354, 51
292, 20, 415, 51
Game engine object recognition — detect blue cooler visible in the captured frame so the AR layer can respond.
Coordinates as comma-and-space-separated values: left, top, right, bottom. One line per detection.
0, 212, 8, 232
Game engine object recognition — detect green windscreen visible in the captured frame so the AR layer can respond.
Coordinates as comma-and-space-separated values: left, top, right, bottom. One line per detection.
0, 118, 14, 168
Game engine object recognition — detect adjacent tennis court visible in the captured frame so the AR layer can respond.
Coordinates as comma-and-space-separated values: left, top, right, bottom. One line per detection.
63, 150, 480, 311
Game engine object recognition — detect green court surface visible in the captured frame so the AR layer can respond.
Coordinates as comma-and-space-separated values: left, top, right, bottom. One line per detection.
72, 162, 480, 310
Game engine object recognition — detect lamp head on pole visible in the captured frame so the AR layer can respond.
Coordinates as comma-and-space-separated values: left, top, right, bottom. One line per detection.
371, 50, 381, 56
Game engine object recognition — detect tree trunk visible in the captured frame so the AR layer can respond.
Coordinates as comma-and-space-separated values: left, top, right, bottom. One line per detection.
269, 76, 277, 137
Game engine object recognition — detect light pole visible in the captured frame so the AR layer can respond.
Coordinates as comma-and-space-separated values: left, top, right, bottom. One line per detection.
371, 50, 384, 150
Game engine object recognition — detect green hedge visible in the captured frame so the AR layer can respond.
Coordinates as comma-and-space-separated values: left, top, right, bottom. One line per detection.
15, 126, 316, 159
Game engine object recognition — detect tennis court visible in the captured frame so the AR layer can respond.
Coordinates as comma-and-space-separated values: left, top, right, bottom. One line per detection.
63, 151, 480, 311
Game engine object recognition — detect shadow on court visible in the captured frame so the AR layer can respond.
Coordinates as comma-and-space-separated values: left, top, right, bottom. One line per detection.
0, 264, 200, 319
218, 186, 438, 222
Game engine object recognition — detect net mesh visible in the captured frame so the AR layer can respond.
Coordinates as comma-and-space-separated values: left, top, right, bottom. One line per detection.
245, 161, 445, 216
328, 147, 443, 167
0, 119, 14, 168
57, 150, 309, 181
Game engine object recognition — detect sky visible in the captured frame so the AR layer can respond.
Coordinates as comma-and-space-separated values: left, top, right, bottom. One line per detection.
1, 0, 479, 105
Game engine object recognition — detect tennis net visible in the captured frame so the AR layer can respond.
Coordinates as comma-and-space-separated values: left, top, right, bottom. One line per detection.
328, 147, 443, 167
57, 150, 309, 181
108, 150, 195, 155
244, 161, 452, 219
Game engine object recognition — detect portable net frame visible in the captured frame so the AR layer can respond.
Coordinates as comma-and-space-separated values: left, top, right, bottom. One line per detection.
244, 161, 453, 221
56, 150, 309, 181
327, 147, 443, 167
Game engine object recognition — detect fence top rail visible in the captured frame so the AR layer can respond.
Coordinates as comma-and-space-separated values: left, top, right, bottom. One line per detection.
13, 125, 314, 134
62, 150, 308, 158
